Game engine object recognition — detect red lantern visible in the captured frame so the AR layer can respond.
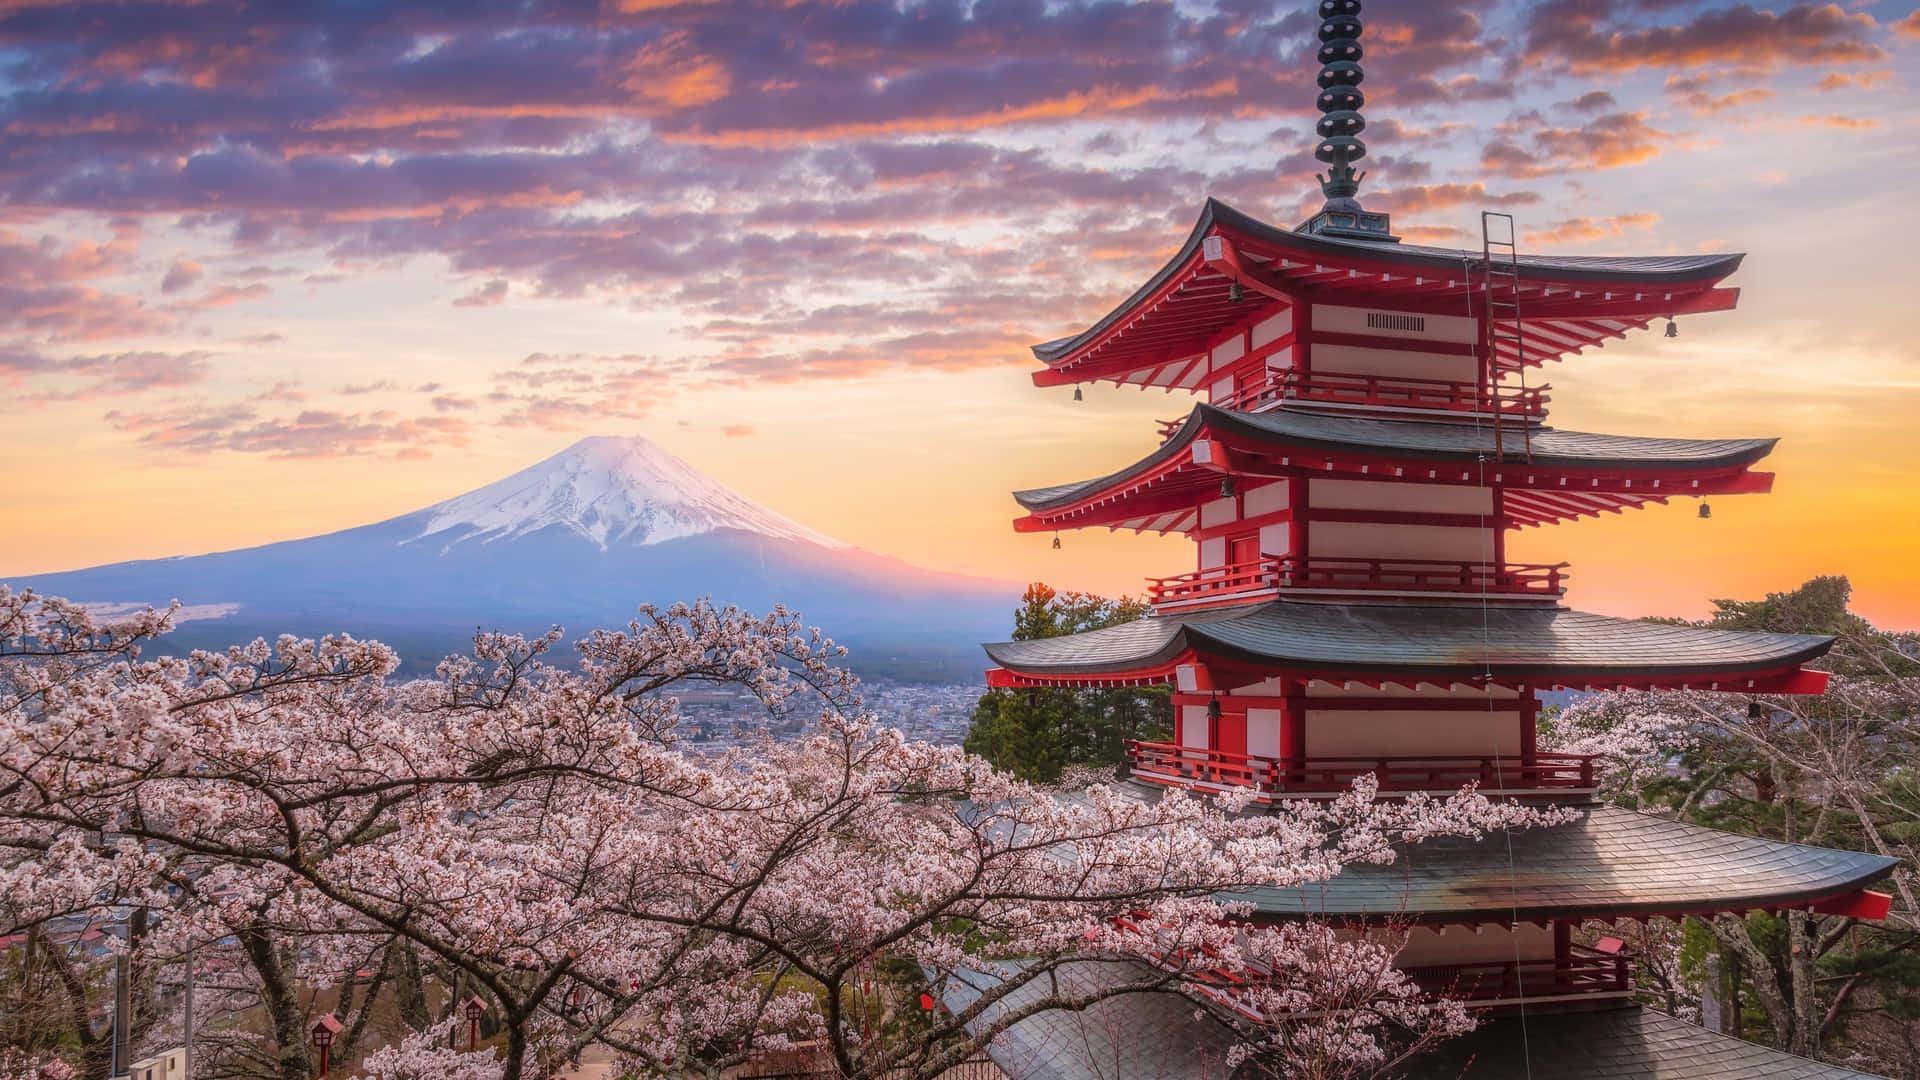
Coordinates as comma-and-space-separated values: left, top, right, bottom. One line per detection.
464, 995, 488, 1052
310, 1015, 343, 1078
918, 991, 936, 1012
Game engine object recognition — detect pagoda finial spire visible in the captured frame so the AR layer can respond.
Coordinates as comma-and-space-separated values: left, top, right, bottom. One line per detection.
1313, 0, 1367, 201
1296, 0, 1398, 241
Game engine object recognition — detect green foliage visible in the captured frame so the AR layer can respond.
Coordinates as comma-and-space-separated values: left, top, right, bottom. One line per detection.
963, 583, 1172, 782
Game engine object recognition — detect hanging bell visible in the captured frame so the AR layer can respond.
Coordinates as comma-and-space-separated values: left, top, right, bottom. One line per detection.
1072, 386, 1083, 402
1697, 502, 1712, 519
1206, 696, 1222, 721
1747, 700, 1766, 721
1219, 476, 1236, 498
1051, 534, 1062, 550
1665, 318, 1679, 338
1228, 281, 1246, 304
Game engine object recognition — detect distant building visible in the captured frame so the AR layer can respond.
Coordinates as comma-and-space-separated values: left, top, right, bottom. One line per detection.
969, 2, 1898, 1077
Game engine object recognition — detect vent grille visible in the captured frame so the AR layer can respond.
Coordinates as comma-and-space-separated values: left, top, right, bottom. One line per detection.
1366, 312, 1426, 333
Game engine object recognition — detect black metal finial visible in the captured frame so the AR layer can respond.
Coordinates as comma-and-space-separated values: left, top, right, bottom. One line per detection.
1296, 0, 1397, 241
1314, 0, 1366, 202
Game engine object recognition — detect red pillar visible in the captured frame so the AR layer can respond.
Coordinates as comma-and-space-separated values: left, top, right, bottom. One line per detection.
1519, 688, 1538, 780
1280, 679, 1306, 783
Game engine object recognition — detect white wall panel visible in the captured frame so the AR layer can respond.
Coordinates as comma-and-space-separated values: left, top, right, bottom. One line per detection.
1180, 705, 1212, 750
1303, 710, 1521, 758
1252, 309, 1295, 349
1312, 304, 1478, 344
1309, 343, 1476, 383
1312, 478, 1492, 514
1244, 480, 1289, 517
1247, 708, 1282, 759
1308, 521, 1492, 561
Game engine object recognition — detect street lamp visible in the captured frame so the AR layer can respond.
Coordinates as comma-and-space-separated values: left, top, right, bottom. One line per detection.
310, 1015, 343, 1078
464, 996, 488, 1052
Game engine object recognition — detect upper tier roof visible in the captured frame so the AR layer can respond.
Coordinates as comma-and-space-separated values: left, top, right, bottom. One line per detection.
984, 600, 1831, 692
1013, 404, 1777, 533
1031, 198, 1743, 385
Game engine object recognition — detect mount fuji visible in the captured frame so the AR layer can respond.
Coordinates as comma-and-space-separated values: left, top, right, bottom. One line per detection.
9, 437, 1021, 680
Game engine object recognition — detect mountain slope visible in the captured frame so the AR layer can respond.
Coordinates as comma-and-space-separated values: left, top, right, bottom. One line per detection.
8, 437, 1017, 680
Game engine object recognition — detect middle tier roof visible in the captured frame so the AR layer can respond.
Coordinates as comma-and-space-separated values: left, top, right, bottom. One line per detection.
1014, 404, 1776, 532
984, 600, 1831, 693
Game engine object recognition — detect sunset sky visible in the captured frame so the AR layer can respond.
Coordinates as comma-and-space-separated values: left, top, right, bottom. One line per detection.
3, 0, 1919, 630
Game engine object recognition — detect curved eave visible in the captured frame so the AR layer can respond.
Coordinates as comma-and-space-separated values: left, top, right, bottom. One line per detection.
1033, 197, 1743, 371
983, 603, 1835, 693
1013, 405, 1778, 531
1230, 803, 1900, 925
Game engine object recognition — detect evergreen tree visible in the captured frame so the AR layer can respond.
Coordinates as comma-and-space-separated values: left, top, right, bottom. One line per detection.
963, 583, 1171, 781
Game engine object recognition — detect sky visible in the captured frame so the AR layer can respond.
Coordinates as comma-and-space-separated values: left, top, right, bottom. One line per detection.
3, 0, 1919, 630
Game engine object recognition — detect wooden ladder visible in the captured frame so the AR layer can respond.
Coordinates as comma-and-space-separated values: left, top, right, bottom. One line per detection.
1479, 211, 1532, 462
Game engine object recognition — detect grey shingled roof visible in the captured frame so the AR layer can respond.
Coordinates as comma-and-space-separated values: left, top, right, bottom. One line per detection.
1013, 405, 1776, 512
941, 961, 1240, 1080
983, 601, 1832, 681
949, 960, 1886, 1080
1228, 802, 1899, 922
1032, 198, 1743, 363
1411, 1005, 1887, 1079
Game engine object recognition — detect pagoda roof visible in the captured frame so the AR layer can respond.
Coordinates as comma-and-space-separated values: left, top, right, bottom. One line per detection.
1021, 403, 1766, 522
1221, 800, 1898, 923
944, 961, 1889, 1080
1414, 1006, 1888, 1079
1032, 199, 1743, 385
983, 601, 1831, 692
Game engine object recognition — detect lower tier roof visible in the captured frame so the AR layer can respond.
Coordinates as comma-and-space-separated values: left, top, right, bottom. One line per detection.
944, 962, 1886, 1080
983, 600, 1832, 690
1220, 798, 1898, 923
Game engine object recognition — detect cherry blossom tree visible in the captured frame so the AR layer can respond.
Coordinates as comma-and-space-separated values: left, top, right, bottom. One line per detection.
3, 584, 1555, 1080
1545, 577, 1920, 1065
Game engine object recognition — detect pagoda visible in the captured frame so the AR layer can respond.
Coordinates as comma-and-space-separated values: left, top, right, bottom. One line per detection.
965, 2, 1902, 1076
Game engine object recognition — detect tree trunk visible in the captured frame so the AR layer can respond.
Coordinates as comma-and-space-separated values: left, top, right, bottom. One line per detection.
390, 940, 432, 1032
236, 923, 312, 1080
1788, 911, 1822, 1058
1709, 914, 1792, 1048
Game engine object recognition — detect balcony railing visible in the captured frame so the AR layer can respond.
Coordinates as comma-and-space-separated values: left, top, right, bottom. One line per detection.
1274, 556, 1568, 597
1403, 947, 1632, 1003
1166, 944, 1633, 1020
1146, 559, 1280, 606
1146, 557, 1568, 607
1160, 370, 1549, 440
1125, 741, 1598, 793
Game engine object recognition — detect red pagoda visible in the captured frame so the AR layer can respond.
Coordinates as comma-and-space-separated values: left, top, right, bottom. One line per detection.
968, 2, 1900, 1076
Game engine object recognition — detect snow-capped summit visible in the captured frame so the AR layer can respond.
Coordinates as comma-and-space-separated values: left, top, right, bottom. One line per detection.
408, 435, 847, 551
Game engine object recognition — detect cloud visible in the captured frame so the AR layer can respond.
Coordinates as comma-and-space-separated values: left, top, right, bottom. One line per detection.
160, 258, 204, 294
0, 347, 214, 399
1798, 114, 1880, 130
1525, 2, 1883, 75
720, 423, 755, 437
1664, 75, 1775, 115
1894, 10, 1920, 40
1813, 71, 1891, 91
1522, 212, 1660, 246
452, 278, 508, 307
1481, 111, 1673, 179
103, 403, 471, 459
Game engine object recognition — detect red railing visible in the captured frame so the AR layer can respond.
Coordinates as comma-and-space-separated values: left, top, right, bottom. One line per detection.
1403, 947, 1631, 1003
1147, 557, 1567, 606
1274, 556, 1567, 597
1160, 370, 1548, 438
1275, 369, 1548, 419
1146, 559, 1279, 606
1125, 741, 1597, 793
1163, 944, 1632, 1020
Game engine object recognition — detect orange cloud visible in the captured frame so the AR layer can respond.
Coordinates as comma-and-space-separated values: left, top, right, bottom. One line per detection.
1522, 212, 1660, 246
